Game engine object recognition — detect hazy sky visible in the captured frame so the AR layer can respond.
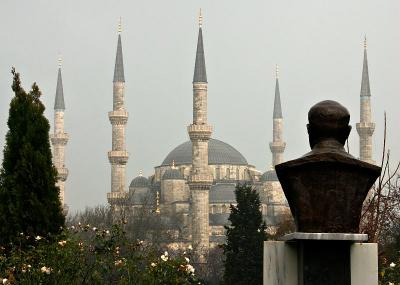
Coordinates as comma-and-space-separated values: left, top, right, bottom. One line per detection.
0, 1, 399, 213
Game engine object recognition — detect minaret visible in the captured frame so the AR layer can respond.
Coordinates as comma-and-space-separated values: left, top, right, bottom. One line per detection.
50, 57, 69, 210
188, 9, 213, 263
269, 65, 286, 167
356, 37, 375, 164
107, 19, 129, 206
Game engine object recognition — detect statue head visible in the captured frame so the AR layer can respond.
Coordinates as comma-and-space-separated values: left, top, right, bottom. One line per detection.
276, 100, 381, 233
307, 100, 351, 149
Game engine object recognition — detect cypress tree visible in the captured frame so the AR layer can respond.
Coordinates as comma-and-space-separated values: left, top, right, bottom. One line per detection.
223, 183, 267, 285
0, 69, 64, 246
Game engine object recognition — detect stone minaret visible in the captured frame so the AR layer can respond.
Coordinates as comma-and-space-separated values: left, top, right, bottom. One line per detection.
107, 20, 129, 206
356, 37, 375, 164
50, 58, 69, 209
188, 10, 213, 263
269, 65, 286, 167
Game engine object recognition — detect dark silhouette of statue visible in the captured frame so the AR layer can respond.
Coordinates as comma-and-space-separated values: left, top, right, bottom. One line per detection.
276, 100, 381, 233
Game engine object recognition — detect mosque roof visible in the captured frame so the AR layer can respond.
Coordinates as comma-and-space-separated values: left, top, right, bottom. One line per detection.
260, 170, 279, 182
162, 168, 184, 180
161, 139, 248, 166
209, 183, 236, 203
129, 175, 149, 188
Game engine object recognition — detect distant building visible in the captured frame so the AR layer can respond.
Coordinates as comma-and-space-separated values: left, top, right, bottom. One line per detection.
105, 14, 290, 256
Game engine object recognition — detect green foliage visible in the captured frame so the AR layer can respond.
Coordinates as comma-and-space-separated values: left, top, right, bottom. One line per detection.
0, 69, 64, 247
222, 184, 267, 285
0, 224, 203, 285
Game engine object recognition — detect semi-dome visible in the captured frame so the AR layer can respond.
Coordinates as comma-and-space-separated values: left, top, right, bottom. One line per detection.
161, 139, 248, 166
260, 170, 279, 182
162, 168, 184, 180
129, 175, 150, 188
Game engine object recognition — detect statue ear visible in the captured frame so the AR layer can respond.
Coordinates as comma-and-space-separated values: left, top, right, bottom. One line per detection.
338, 125, 352, 145
344, 125, 351, 142
306, 124, 316, 149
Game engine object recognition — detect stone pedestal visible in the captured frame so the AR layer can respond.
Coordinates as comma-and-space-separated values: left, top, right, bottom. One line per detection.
264, 233, 377, 285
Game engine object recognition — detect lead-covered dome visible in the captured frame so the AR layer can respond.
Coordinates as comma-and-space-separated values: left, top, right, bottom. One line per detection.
129, 175, 150, 188
161, 139, 248, 166
260, 170, 279, 182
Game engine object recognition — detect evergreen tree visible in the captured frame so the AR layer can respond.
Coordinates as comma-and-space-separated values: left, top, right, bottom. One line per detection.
223, 183, 267, 285
0, 69, 64, 246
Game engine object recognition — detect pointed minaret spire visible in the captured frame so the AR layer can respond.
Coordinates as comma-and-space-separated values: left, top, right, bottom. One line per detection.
356, 36, 375, 164
113, 18, 125, 83
193, 9, 207, 83
54, 56, 65, 110
273, 64, 282, 119
360, 36, 371, 97
51, 57, 69, 212
269, 65, 286, 167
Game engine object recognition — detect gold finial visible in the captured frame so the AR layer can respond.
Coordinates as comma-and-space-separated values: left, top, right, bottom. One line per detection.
275, 64, 279, 79
139, 170, 143, 177
363, 35, 367, 49
155, 192, 160, 214
58, 55, 62, 68
198, 8, 203, 28
118, 17, 122, 34
172, 160, 175, 168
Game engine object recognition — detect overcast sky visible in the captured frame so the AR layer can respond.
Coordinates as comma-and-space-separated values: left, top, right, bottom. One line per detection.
0, 0, 399, 213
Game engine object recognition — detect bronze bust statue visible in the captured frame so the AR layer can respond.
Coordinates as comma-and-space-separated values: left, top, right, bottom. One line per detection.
276, 100, 381, 233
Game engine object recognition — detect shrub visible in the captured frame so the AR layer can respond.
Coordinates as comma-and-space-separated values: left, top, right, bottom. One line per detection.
0, 224, 203, 284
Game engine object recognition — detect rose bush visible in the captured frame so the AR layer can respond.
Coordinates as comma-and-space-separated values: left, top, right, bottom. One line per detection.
0, 224, 203, 285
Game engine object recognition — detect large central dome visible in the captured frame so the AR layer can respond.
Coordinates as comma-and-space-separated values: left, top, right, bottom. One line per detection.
161, 139, 248, 166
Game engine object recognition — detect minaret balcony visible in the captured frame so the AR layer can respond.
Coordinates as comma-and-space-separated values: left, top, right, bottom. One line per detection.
188, 173, 213, 186
269, 142, 286, 153
356, 122, 375, 136
108, 150, 129, 164
56, 167, 69, 181
193, 82, 208, 90
108, 110, 128, 125
187, 124, 213, 140
50, 133, 69, 145
107, 191, 128, 204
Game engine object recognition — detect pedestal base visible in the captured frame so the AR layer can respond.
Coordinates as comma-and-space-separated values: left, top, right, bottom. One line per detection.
263, 233, 377, 285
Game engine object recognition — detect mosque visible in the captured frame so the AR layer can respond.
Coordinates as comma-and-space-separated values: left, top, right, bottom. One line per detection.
51, 13, 376, 259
